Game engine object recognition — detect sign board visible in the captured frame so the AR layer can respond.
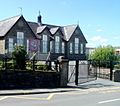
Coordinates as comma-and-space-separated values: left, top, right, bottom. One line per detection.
29, 39, 39, 52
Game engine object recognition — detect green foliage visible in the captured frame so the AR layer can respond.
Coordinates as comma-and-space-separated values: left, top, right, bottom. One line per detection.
89, 45, 118, 68
89, 45, 117, 61
114, 64, 120, 69
12, 46, 27, 70
37, 64, 48, 70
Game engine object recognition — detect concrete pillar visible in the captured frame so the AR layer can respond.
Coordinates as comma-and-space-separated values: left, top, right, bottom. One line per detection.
58, 56, 69, 87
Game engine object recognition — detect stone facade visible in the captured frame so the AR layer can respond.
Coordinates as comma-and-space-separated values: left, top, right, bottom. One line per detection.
0, 15, 87, 61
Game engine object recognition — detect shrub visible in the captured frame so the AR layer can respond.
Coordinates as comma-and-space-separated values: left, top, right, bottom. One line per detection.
12, 46, 27, 70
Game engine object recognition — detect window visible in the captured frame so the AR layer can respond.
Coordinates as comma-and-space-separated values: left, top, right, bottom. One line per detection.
75, 38, 79, 54
55, 36, 60, 53
81, 43, 84, 54
17, 32, 24, 46
62, 42, 65, 54
27, 39, 29, 54
70, 43, 73, 54
8, 38, 13, 53
50, 41, 53, 52
42, 35, 47, 53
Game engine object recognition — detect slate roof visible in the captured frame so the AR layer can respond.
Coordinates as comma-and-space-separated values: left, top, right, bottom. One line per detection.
50, 27, 59, 35
0, 15, 21, 37
62, 25, 78, 41
37, 25, 47, 34
0, 15, 87, 42
27, 22, 39, 35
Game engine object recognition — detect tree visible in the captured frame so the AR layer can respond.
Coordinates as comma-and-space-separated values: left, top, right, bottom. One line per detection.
89, 45, 118, 67
12, 46, 27, 70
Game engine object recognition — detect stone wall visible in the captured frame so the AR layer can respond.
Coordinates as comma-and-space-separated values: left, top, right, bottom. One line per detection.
0, 71, 60, 89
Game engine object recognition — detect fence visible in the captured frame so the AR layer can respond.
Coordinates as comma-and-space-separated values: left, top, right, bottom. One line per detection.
0, 57, 58, 72
0, 57, 60, 89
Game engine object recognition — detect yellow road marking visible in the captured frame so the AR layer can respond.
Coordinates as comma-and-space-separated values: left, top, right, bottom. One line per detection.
0, 96, 8, 101
100, 89, 120, 94
11, 94, 54, 101
46, 94, 54, 100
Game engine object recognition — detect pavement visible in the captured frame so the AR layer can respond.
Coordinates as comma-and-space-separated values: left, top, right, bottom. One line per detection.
0, 78, 120, 96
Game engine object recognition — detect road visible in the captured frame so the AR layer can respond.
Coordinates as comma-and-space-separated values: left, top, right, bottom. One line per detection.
0, 87, 120, 106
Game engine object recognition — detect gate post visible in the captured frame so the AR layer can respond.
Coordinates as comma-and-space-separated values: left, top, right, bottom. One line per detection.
58, 56, 69, 87
75, 60, 79, 85
110, 60, 113, 81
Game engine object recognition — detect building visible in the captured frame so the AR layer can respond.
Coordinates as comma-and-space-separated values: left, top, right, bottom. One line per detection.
0, 14, 87, 61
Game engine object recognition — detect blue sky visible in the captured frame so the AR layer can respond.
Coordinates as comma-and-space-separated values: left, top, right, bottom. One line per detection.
0, 0, 120, 47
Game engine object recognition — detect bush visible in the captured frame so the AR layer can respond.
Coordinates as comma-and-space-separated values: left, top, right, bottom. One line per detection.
12, 46, 27, 70
114, 64, 120, 69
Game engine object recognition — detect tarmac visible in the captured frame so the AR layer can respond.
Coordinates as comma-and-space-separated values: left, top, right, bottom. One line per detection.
0, 78, 120, 96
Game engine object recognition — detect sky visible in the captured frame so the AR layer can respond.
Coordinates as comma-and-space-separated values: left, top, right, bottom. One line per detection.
0, 0, 120, 48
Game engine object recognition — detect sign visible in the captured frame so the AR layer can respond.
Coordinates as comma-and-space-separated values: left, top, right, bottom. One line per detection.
29, 39, 39, 52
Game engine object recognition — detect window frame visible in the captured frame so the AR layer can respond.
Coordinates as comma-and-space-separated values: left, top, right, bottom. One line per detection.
8, 38, 13, 53
55, 36, 60, 53
74, 38, 79, 54
69, 42, 73, 54
42, 34, 48, 53
17, 32, 24, 46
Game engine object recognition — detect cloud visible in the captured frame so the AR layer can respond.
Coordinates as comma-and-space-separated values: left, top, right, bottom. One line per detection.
91, 36, 108, 43
87, 35, 108, 47
96, 29, 103, 32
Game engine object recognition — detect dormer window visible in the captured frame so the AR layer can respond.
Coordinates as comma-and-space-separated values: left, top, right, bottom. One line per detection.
17, 32, 24, 46
55, 36, 60, 53
75, 38, 79, 54
42, 35, 47, 53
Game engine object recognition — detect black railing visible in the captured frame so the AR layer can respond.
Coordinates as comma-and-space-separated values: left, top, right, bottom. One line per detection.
0, 57, 58, 72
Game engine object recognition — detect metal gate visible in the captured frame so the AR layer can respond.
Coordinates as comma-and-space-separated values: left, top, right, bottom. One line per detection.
68, 60, 97, 85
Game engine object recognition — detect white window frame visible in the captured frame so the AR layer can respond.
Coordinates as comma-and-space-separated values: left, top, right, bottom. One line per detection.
17, 32, 24, 46
75, 38, 79, 54
55, 36, 60, 53
42, 35, 48, 53
8, 38, 13, 53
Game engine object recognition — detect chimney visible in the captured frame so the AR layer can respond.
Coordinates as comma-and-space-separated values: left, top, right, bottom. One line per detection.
38, 11, 42, 25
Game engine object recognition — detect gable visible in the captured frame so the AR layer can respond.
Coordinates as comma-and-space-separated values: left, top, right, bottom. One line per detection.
69, 26, 87, 43
0, 15, 21, 37
38, 27, 53, 40
5, 16, 37, 39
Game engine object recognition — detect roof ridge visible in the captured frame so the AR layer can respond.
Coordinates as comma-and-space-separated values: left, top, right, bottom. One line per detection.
0, 15, 21, 23
27, 21, 38, 24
